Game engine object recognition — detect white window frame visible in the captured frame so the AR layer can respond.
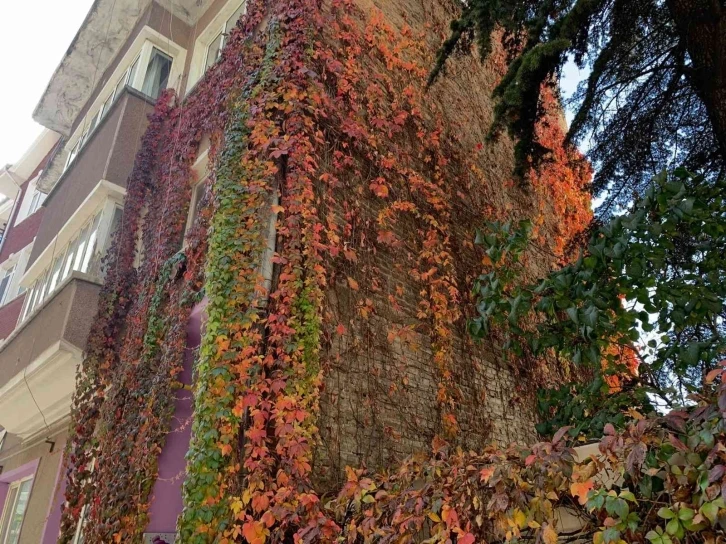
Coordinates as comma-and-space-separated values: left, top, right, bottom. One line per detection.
185, 140, 211, 238
187, 1, 247, 89
14, 175, 45, 226
0, 266, 15, 307
0, 475, 34, 544
28, 190, 44, 216
62, 28, 187, 173
19, 190, 123, 324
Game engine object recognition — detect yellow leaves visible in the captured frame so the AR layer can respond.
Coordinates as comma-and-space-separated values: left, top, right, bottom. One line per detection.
231, 498, 244, 516
570, 480, 594, 505
428, 512, 442, 523
216, 335, 231, 352
542, 524, 558, 544
512, 509, 527, 530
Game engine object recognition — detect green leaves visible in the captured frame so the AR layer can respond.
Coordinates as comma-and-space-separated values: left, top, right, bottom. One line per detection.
472, 169, 726, 433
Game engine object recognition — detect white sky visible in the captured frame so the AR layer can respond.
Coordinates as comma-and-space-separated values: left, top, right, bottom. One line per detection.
0, 0, 95, 167
0, 1, 588, 169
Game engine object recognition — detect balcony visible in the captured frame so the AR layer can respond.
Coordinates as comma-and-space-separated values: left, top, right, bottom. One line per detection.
29, 88, 155, 268
0, 274, 101, 439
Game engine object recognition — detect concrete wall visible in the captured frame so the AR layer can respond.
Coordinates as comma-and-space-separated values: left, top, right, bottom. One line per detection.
0, 295, 25, 342
72, 1, 192, 134
0, 277, 101, 391
29, 91, 154, 268
0, 429, 68, 544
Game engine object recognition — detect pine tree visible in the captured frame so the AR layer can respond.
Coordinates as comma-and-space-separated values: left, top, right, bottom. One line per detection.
432, 0, 726, 215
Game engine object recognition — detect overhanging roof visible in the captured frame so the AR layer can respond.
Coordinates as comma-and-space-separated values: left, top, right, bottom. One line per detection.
32, 0, 213, 136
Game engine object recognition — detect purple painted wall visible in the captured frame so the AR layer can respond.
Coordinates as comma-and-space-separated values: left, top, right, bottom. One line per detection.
145, 298, 206, 532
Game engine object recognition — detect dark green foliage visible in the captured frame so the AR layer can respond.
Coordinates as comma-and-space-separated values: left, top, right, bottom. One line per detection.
433, 0, 726, 216
535, 375, 655, 438
471, 169, 726, 432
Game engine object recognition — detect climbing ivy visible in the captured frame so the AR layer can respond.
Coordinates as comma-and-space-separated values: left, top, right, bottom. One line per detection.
60, 0, 593, 542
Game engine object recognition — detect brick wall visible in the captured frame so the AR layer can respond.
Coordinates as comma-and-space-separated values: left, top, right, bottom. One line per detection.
0, 149, 53, 266
0, 294, 25, 341
311, 0, 575, 489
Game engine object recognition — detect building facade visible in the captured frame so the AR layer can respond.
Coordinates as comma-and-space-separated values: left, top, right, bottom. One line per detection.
0, 0, 591, 542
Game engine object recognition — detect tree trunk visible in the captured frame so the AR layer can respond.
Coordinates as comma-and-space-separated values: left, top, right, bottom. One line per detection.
667, 0, 726, 160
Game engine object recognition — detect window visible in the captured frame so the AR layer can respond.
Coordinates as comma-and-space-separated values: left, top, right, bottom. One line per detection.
112, 56, 140, 105
28, 189, 45, 216
63, 37, 179, 173
71, 505, 88, 544
186, 179, 207, 235
141, 48, 172, 100
0, 430, 6, 452
0, 477, 33, 544
0, 266, 15, 306
20, 211, 103, 322
202, 2, 246, 73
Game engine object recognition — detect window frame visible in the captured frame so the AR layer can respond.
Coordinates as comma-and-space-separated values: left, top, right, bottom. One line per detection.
0, 266, 16, 306
19, 197, 121, 324
0, 475, 34, 544
62, 29, 186, 174
188, 1, 247, 89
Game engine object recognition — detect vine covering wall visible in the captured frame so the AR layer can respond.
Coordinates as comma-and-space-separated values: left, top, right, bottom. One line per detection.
59, 0, 591, 542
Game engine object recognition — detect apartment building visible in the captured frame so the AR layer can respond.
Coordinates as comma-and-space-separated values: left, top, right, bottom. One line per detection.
0, 0, 590, 541
0, 1, 250, 542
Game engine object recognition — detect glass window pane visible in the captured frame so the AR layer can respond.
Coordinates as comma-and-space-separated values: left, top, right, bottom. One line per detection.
0, 266, 15, 305
88, 111, 100, 134
65, 143, 78, 170
205, 31, 224, 71
36, 269, 51, 306
0, 274, 11, 306
127, 57, 140, 88
80, 214, 102, 274
48, 252, 66, 294
63, 236, 79, 281
113, 74, 127, 103
21, 286, 34, 322
225, 3, 246, 33
0, 485, 19, 543
141, 48, 172, 100
191, 180, 206, 226
4, 479, 33, 544
73, 224, 91, 272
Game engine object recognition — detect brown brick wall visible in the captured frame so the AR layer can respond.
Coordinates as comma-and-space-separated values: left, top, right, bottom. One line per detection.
312, 0, 571, 488
0, 294, 24, 341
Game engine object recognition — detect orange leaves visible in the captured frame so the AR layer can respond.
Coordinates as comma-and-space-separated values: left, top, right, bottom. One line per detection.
370, 177, 390, 198
542, 523, 558, 544
480, 467, 495, 483
570, 480, 594, 505
347, 277, 360, 291
242, 520, 269, 544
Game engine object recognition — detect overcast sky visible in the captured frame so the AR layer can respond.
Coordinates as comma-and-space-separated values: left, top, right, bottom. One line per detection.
0, 1, 587, 169
0, 0, 95, 167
